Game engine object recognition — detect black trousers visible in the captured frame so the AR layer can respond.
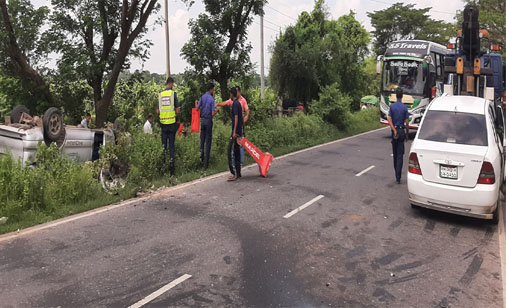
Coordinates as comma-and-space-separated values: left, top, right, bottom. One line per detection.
228, 136, 241, 177
391, 128, 406, 181
161, 123, 177, 171
200, 118, 213, 166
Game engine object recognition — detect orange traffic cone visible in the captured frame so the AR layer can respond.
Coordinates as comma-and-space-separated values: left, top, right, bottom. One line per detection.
237, 137, 274, 177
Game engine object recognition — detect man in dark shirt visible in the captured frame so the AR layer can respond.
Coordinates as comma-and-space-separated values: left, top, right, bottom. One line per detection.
227, 87, 243, 181
388, 87, 410, 184
195, 83, 217, 169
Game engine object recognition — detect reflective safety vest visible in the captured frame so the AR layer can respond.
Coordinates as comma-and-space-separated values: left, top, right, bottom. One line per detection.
159, 90, 176, 125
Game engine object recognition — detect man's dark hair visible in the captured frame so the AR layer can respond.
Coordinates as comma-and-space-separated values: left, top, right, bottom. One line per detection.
396, 87, 403, 100
207, 83, 215, 91
86, 113, 91, 117
235, 85, 241, 92
230, 87, 237, 98
147, 113, 153, 119
166, 77, 175, 85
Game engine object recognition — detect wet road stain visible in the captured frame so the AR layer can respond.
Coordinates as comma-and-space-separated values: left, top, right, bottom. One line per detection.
388, 219, 402, 230
321, 218, 338, 228
462, 247, 478, 260
372, 252, 402, 270
346, 246, 367, 258
424, 220, 436, 232
363, 198, 374, 206
459, 254, 483, 286
449, 227, 460, 237
373, 287, 396, 302
484, 226, 495, 240
390, 260, 423, 272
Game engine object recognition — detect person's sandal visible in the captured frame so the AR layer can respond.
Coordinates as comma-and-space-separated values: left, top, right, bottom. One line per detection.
227, 175, 238, 181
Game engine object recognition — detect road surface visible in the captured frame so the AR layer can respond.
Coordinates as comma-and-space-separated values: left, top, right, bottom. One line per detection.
0, 127, 504, 307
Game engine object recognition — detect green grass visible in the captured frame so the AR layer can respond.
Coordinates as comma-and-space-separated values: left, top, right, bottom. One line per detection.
0, 109, 382, 235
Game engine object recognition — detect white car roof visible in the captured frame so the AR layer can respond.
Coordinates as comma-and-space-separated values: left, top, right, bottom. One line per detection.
429, 96, 488, 115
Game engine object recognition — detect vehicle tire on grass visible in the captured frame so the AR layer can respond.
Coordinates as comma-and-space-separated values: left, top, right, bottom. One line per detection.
43, 107, 66, 146
10, 105, 29, 123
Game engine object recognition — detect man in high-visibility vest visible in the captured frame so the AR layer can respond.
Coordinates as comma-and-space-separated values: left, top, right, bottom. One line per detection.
157, 77, 180, 176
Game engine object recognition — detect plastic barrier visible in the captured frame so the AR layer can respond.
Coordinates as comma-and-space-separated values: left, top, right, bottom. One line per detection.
237, 137, 274, 178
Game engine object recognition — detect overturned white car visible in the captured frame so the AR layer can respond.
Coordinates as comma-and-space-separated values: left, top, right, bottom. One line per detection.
0, 105, 115, 165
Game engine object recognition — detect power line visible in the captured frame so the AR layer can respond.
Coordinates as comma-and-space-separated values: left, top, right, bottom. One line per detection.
253, 20, 278, 32
367, 0, 456, 16
263, 18, 282, 29
265, 4, 298, 21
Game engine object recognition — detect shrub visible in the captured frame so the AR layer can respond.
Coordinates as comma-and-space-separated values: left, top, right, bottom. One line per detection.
310, 83, 352, 129
0, 143, 105, 221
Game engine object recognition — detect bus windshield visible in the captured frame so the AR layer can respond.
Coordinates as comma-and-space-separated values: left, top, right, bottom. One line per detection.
382, 60, 425, 96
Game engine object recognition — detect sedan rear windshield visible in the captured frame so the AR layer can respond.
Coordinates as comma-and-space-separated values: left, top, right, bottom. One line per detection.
418, 110, 488, 146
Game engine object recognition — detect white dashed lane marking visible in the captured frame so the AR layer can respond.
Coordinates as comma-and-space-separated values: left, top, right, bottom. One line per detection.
356, 165, 375, 177
284, 195, 325, 219
128, 274, 192, 308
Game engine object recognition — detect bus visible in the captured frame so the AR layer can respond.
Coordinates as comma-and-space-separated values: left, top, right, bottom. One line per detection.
377, 40, 451, 129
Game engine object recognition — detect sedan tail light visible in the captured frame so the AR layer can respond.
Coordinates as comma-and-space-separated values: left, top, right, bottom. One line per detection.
477, 162, 495, 185
408, 152, 422, 175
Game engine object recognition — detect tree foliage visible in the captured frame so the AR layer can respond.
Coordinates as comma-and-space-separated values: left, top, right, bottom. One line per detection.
367, 3, 455, 55
269, 0, 370, 108
0, 0, 54, 111
181, 0, 266, 101
47, 0, 161, 127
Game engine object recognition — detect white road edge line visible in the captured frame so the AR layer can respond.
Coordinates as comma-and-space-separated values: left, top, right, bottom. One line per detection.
356, 165, 375, 177
128, 274, 192, 308
284, 195, 325, 219
0, 127, 388, 243
498, 196, 506, 308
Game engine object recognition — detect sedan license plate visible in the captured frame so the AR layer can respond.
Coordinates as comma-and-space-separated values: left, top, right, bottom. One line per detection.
440, 165, 458, 180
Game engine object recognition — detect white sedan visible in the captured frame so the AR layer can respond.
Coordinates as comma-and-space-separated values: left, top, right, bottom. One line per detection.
408, 95, 504, 223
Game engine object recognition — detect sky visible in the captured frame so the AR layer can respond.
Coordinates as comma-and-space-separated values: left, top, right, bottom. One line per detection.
30, 0, 465, 75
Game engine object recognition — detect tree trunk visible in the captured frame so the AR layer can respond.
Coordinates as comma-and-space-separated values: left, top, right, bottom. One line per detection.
0, 0, 55, 107
94, 0, 158, 128
219, 78, 229, 102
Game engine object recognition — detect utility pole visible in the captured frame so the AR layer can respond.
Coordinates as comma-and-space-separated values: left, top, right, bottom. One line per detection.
164, 0, 171, 77
260, 14, 265, 100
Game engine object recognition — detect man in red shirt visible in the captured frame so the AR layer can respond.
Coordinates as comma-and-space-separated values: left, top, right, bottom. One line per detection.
217, 85, 250, 165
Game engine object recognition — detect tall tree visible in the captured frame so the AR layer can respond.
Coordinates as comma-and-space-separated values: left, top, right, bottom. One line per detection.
181, 0, 266, 101
0, 0, 54, 110
47, 0, 160, 127
367, 3, 455, 55
269, 0, 370, 106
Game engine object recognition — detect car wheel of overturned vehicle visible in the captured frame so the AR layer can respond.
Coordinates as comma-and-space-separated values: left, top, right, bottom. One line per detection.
10, 105, 29, 124
43, 107, 66, 146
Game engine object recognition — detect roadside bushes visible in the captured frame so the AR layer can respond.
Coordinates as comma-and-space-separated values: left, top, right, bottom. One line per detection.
0, 143, 104, 221
310, 82, 352, 129
248, 113, 334, 150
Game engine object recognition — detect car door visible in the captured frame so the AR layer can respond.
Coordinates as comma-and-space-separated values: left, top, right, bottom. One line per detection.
491, 104, 506, 187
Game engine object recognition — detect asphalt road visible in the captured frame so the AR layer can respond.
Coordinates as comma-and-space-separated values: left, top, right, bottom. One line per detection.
0, 127, 504, 308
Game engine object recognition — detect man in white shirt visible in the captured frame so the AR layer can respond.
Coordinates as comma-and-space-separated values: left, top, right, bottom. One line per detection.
80, 113, 91, 128
143, 113, 153, 134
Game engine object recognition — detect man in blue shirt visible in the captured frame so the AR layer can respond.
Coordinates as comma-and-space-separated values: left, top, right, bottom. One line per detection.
388, 87, 410, 184
195, 83, 217, 169
227, 87, 243, 181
